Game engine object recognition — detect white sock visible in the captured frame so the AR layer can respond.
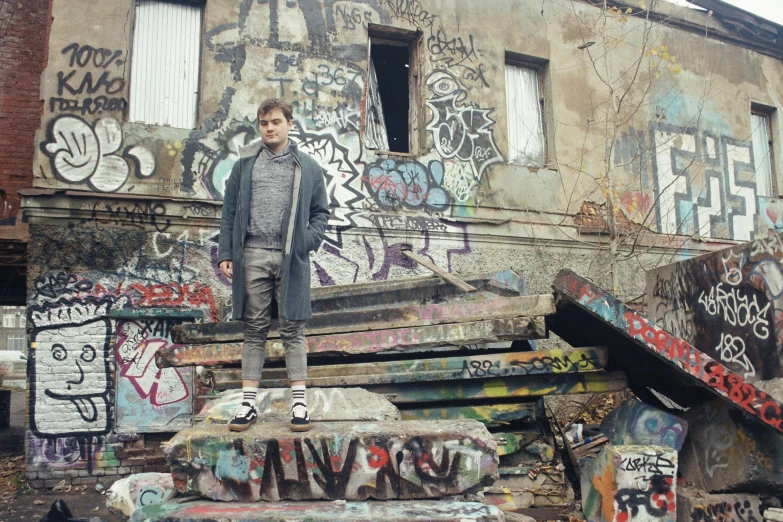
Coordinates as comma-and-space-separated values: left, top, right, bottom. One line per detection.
291, 385, 307, 408
242, 386, 257, 405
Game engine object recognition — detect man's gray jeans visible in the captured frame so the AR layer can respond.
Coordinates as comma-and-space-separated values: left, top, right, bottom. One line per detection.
241, 247, 307, 382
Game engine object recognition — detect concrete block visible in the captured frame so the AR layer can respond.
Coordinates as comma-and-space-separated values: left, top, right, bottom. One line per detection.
600, 399, 688, 450
106, 472, 177, 519
198, 387, 400, 424
676, 487, 762, 522
166, 420, 498, 502
130, 500, 506, 522
582, 445, 677, 522
679, 400, 783, 493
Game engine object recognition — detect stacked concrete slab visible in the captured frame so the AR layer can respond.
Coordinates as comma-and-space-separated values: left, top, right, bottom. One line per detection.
158, 270, 627, 518
165, 420, 498, 502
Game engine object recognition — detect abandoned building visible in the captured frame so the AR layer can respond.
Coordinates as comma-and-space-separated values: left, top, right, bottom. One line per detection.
1, 0, 783, 519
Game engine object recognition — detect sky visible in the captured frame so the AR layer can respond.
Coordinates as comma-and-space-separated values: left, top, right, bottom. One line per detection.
668, 0, 783, 25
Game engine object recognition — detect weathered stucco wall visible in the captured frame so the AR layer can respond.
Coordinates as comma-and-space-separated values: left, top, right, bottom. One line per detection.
23, 0, 783, 485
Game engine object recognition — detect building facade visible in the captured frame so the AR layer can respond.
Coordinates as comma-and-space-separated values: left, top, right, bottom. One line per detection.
18, 0, 783, 486
0, 306, 25, 352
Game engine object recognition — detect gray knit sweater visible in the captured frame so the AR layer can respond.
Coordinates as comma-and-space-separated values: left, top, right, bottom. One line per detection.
245, 143, 295, 250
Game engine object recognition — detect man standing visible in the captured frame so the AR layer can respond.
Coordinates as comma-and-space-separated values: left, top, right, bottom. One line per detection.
218, 98, 329, 432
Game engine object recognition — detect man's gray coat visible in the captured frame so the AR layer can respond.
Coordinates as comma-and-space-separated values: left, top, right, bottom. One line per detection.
217, 140, 330, 321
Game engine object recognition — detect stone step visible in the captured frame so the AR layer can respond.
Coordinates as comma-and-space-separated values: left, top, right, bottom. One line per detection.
157, 316, 546, 368
131, 499, 506, 522
172, 294, 553, 343
165, 420, 498, 502
201, 347, 610, 388
169, 269, 529, 344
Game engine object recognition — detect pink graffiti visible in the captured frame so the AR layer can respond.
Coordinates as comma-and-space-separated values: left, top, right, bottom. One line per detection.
116, 320, 189, 406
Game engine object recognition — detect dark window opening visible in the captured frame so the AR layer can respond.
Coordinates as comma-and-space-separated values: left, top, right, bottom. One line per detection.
369, 42, 410, 153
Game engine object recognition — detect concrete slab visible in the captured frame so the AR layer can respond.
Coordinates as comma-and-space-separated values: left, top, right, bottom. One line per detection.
679, 400, 783, 494
197, 388, 400, 424
106, 472, 176, 518
364, 371, 628, 403
600, 398, 688, 450
165, 420, 498, 502
172, 294, 553, 343
400, 402, 540, 426
646, 233, 783, 384
203, 347, 609, 388
550, 269, 783, 437
676, 487, 762, 522
131, 499, 506, 522
581, 445, 677, 522
156, 316, 546, 367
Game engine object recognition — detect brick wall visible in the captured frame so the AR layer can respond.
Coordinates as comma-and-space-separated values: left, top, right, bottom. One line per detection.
0, 0, 50, 226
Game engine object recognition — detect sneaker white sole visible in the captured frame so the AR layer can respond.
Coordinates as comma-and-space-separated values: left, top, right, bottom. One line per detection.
290, 422, 311, 432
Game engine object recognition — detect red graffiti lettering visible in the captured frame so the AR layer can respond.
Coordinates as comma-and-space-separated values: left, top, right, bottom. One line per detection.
130, 282, 218, 322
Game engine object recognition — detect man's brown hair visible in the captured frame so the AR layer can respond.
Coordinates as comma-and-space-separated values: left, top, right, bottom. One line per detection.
257, 98, 293, 122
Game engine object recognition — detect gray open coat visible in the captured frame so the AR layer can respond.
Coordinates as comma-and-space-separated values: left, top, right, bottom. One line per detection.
217, 140, 330, 321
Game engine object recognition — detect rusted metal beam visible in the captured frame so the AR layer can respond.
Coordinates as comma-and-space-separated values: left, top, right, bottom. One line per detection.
201, 347, 608, 388
157, 316, 547, 368
171, 294, 554, 344
363, 371, 628, 403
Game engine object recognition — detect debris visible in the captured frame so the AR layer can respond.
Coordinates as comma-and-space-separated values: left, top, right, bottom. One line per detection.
106, 472, 177, 518
600, 398, 688, 450
33, 500, 45, 505
94, 484, 104, 495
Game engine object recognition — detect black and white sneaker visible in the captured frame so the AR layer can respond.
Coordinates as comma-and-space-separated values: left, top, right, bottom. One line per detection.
290, 402, 311, 432
228, 401, 257, 432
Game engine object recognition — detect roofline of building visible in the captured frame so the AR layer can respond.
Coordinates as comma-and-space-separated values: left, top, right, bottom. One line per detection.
578, 0, 783, 61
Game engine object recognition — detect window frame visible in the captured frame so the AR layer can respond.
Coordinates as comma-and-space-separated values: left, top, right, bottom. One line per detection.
504, 51, 550, 169
127, 0, 205, 129
7, 333, 25, 351
365, 24, 423, 156
750, 104, 777, 198
2, 315, 15, 328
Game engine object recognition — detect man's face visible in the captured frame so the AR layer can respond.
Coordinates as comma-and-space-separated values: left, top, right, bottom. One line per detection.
259, 108, 293, 151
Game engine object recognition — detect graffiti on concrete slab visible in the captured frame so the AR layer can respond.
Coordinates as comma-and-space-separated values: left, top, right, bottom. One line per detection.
690, 500, 761, 522
613, 473, 676, 522
115, 318, 193, 431
648, 237, 783, 382
557, 271, 783, 435
42, 115, 155, 192
168, 429, 496, 501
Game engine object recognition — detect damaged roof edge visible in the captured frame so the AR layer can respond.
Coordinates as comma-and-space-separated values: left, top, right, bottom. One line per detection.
579, 0, 783, 61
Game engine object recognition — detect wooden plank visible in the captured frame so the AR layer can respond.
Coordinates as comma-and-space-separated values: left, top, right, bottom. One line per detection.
157, 316, 547, 368
204, 347, 609, 388
363, 371, 628, 403
171, 294, 554, 344
401, 249, 477, 292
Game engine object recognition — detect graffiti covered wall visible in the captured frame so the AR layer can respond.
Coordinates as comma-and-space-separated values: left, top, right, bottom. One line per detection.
23, 0, 783, 486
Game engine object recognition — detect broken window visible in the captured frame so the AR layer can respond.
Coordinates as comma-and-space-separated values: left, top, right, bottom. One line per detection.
751, 108, 776, 197
505, 62, 546, 167
365, 27, 418, 153
128, 0, 203, 129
